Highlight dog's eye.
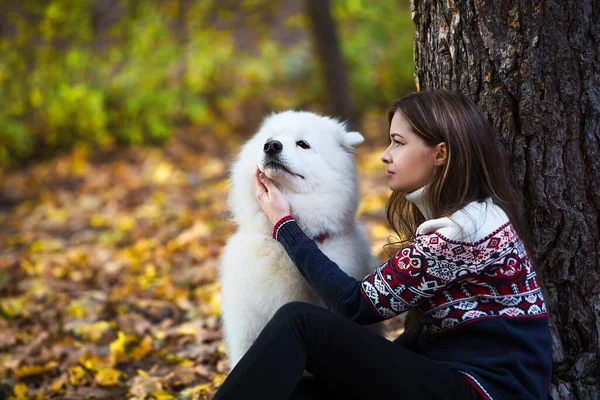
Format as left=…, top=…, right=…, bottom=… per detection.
left=296, top=140, right=311, bottom=149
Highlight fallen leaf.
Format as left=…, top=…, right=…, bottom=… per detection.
left=15, top=361, right=58, bottom=378
left=68, top=365, right=88, bottom=386
left=95, top=367, right=126, bottom=386
left=132, top=335, right=153, bottom=360
left=50, top=374, right=68, bottom=392
left=10, top=383, right=28, bottom=400
left=153, top=162, right=174, bottom=184
left=152, top=389, right=176, bottom=400
left=109, top=331, right=137, bottom=364
left=128, top=375, right=164, bottom=398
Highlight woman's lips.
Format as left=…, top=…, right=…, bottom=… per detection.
left=387, top=170, right=395, bottom=178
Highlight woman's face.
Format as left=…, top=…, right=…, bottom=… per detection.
left=380, top=112, right=444, bottom=193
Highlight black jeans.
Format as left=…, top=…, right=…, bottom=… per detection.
left=215, top=302, right=482, bottom=400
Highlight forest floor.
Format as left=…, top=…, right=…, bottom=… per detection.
left=0, top=118, right=404, bottom=399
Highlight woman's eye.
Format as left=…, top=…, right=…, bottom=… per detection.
left=393, top=140, right=403, bottom=147
left=296, top=140, right=311, bottom=149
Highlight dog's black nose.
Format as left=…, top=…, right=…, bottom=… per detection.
left=263, top=140, right=283, bottom=156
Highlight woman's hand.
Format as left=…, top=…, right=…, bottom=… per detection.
left=253, top=166, right=291, bottom=225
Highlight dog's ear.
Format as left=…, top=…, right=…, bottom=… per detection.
left=341, top=131, right=364, bottom=151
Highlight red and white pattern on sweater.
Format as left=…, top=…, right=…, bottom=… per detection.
left=360, top=222, right=547, bottom=334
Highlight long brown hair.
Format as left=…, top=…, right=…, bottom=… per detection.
left=385, top=90, right=532, bottom=254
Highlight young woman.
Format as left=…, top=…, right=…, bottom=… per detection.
left=215, top=90, right=552, bottom=400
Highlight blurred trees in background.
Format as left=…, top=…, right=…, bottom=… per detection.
left=0, top=0, right=415, bottom=165
left=306, top=0, right=356, bottom=130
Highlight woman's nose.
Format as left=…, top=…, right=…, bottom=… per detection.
left=380, top=148, right=390, bottom=164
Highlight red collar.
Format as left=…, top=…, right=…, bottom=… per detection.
left=314, top=232, right=330, bottom=243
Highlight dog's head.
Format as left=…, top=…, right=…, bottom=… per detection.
left=255, top=111, right=363, bottom=192
left=229, top=110, right=364, bottom=232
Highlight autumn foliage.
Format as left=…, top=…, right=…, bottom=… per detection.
left=0, top=1, right=413, bottom=399
left=0, top=115, right=409, bottom=399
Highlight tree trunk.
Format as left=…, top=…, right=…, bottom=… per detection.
left=412, top=1, right=600, bottom=398
left=305, top=0, right=357, bottom=130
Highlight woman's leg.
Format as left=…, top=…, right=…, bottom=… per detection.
left=215, top=302, right=481, bottom=400
left=288, top=376, right=331, bottom=400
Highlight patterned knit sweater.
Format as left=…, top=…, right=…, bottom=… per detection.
left=272, top=187, right=552, bottom=400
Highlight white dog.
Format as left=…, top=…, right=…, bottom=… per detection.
left=220, top=110, right=380, bottom=367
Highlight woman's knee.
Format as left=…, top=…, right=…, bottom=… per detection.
left=271, top=302, right=334, bottom=332
left=273, top=301, right=332, bottom=325
left=266, top=302, right=314, bottom=336
left=275, top=301, right=319, bottom=318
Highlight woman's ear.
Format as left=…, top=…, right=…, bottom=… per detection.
left=434, top=142, right=447, bottom=166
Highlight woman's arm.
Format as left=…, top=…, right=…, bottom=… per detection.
left=255, top=169, right=456, bottom=324
left=273, top=216, right=385, bottom=325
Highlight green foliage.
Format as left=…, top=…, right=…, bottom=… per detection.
left=105, top=2, right=181, bottom=144
left=0, top=0, right=414, bottom=164
left=333, top=0, right=416, bottom=111
left=1, top=0, right=106, bottom=159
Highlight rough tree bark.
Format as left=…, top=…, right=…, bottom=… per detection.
left=305, top=0, right=357, bottom=129
left=412, top=1, right=600, bottom=398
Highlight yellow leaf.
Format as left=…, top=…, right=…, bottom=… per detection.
left=174, top=322, right=200, bottom=336
left=79, top=353, right=113, bottom=371
left=145, top=264, right=157, bottom=279
left=14, top=361, right=57, bottom=378
left=66, top=301, right=87, bottom=318
left=0, top=296, right=27, bottom=317
left=133, top=238, right=158, bottom=254
left=75, top=320, right=112, bottom=342
left=179, top=359, right=194, bottom=368
left=209, top=291, right=222, bottom=316
left=152, top=192, right=165, bottom=205
left=116, top=215, right=136, bottom=231
left=95, top=368, right=125, bottom=386
left=194, top=282, right=221, bottom=316
left=90, top=214, right=109, bottom=228
left=50, top=376, right=68, bottom=392
left=28, top=240, right=45, bottom=253
left=12, top=383, right=28, bottom=397
left=155, top=329, right=166, bottom=341
left=153, top=162, right=173, bottom=184
left=1, top=297, right=26, bottom=318
left=52, top=264, right=68, bottom=278
left=132, top=335, right=153, bottom=360
left=212, top=373, right=227, bottom=388
left=109, top=331, right=137, bottom=364
left=152, top=390, right=176, bottom=400
left=19, top=260, right=44, bottom=275
left=180, top=383, right=211, bottom=397
left=68, top=366, right=88, bottom=386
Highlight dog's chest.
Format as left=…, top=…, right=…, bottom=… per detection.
left=316, top=239, right=368, bottom=279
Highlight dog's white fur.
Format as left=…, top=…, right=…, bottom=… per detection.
left=220, top=110, right=380, bottom=367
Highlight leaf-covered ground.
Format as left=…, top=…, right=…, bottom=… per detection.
left=0, top=118, right=403, bottom=399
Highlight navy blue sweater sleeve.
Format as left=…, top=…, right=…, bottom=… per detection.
left=274, top=218, right=385, bottom=324
left=275, top=217, right=475, bottom=324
